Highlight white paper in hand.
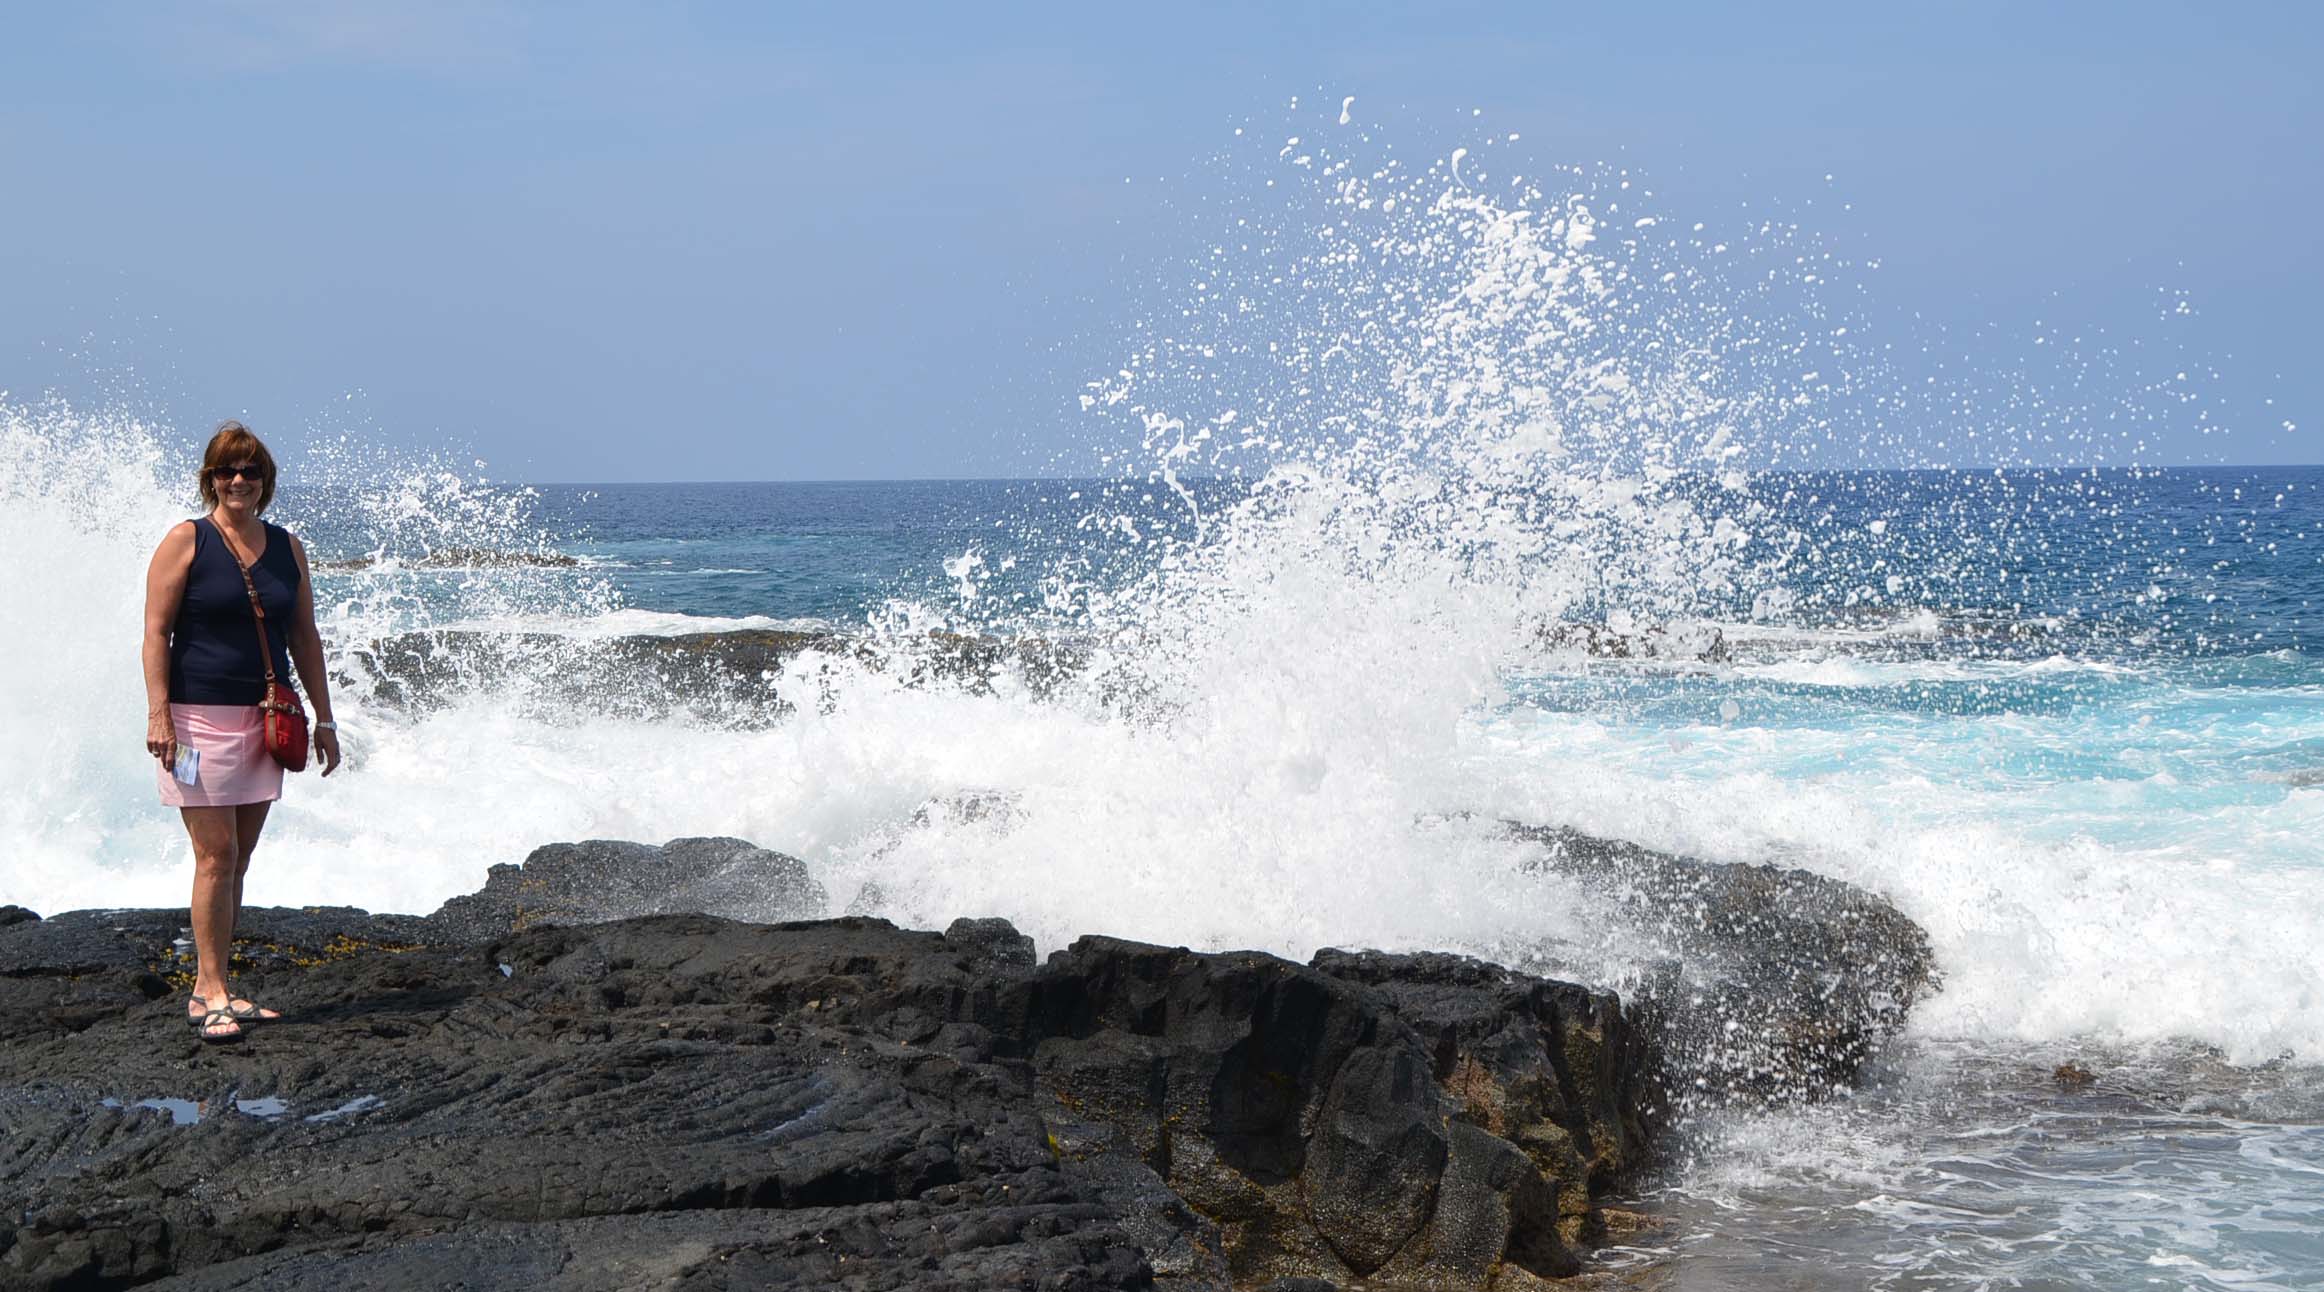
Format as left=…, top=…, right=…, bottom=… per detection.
left=172, top=745, right=200, bottom=786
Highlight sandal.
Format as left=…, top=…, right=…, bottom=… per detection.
left=186, top=996, right=244, bottom=1044
left=224, top=999, right=281, bottom=1025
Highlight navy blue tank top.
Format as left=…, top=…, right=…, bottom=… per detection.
left=167, top=518, right=302, bottom=705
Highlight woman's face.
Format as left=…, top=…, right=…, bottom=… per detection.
left=211, top=462, right=266, bottom=516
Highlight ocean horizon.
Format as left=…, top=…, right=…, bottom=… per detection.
left=520, top=461, right=2323, bottom=487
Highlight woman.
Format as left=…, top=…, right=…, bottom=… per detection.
left=142, top=422, right=341, bottom=1043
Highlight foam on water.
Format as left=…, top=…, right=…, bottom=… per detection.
left=1628, top=1039, right=2324, bottom=1289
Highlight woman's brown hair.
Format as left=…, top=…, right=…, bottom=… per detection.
left=196, top=421, right=279, bottom=514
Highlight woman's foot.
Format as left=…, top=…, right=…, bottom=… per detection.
left=186, top=995, right=244, bottom=1043
left=224, top=998, right=280, bottom=1024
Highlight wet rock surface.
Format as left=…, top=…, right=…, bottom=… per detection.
left=428, top=836, right=827, bottom=942
left=1503, top=822, right=1939, bottom=1105
left=0, top=828, right=1932, bottom=1289
left=341, top=629, right=1081, bottom=723
left=339, top=628, right=835, bottom=724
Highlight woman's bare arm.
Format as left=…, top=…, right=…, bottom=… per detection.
left=286, top=533, right=341, bottom=775
left=143, top=522, right=196, bottom=765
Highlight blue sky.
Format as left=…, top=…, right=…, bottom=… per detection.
left=3, top=2, right=2316, bottom=480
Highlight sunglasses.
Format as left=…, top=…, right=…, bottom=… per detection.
left=210, top=464, right=265, bottom=481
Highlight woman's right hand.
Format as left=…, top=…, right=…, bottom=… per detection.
left=146, top=708, right=177, bottom=767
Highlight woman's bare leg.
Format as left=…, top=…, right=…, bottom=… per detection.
left=229, top=801, right=270, bottom=929
left=181, top=806, right=241, bottom=1032
left=227, top=801, right=277, bottom=1018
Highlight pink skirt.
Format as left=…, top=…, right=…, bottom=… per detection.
left=158, top=703, right=284, bottom=808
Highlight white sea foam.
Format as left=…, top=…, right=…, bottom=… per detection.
left=1715, top=652, right=2148, bottom=689
left=1648, top=1039, right=2324, bottom=1287
left=3, top=398, right=213, bottom=913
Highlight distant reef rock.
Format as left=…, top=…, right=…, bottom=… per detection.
left=339, top=616, right=1748, bottom=725
left=340, top=628, right=1083, bottom=722
left=0, top=828, right=1934, bottom=1290
left=312, top=548, right=581, bottom=572
left=1533, top=620, right=1730, bottom=664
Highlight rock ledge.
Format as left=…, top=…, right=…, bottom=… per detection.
left=0, top=829, right=1931, bottom=1290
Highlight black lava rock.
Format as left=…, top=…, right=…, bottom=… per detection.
left=0, top=823, right=1936, bottom=1290
left=426, top=836, right=828, bottom=941
left=1505, top=821, right=1940, bottom=1107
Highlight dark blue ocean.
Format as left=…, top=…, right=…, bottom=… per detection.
left=511, top=468, right=2322, bottom=656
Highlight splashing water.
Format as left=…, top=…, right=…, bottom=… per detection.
left=2, top=398, right=200, bottom=895
left=824, top=122, right=1849, bottom=966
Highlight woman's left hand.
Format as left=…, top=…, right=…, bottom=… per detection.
left=314, top=726, right=342, bottom=777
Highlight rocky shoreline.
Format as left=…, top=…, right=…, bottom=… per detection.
left=0, top=832, right=1934, bottom=1290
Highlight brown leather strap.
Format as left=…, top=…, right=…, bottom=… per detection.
left=211, top=518, right=280, bottom=692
